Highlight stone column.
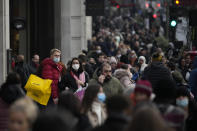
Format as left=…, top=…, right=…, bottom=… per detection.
left=59, top=0, right=87, bottom=64
left=0, top=0, right=10, bottom=84
left=86, top=16, right=92, bottom=41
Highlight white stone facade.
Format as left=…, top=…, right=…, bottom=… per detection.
left=0, top=0, right=9, bottom=84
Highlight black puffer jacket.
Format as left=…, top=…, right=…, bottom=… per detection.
left=142, top=62, right=173, bottom=91
left=59, top=70, right=89, bottom=93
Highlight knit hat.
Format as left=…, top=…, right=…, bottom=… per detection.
left=134, top=80, right=152, bottom=97
left=152, top=52, right=163, bottom=62
left=163, top=106, right=186, bottom=129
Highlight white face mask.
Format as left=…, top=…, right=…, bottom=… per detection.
left=96, top=50, right=101, bottom=54
left=117, top=54, right=121, bottom=58
left=72, top=64, right=80, bottom=70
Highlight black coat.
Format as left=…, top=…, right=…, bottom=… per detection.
left=14, top=62, right=30, bottom=89
left=84, top=63, right=95, bottom=79
left=92, top=113, right=130, bottom=131
left=59, top=70, right=89, bottom=93
left=142, top=62, right=173, bottom=90
left=28, top=61, right=39, bottom=75
left=75, top=114, right=92, bottom=131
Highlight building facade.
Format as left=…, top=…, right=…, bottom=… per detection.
left=0, top=0, right=90, bottom=84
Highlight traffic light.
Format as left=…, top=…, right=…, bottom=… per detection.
left=110, top=0, right=120, bottom=9
left=153, top=14, right=157, bottom=19
left=169, top=6, right=177, bottom=41
left=175, top=0, right=180, bottom=5
left=116, top=4, right=120, bottom=9
left=170, top=20, right=177, bottom=27
left=169, top=6, right=178, bottom=28
left=145, top=3, right=149, bottom=8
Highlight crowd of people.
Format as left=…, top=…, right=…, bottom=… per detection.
left=1, top=6, right=197, bottom=131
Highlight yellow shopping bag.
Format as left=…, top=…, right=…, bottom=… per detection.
left=25, top=74, right=52, bottom=106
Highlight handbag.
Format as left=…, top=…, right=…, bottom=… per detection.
left=70, top=71, right=86, bottom=101
left=25, top=74, right=52, bottom=105
left=74, top=87, right=87, bottom=101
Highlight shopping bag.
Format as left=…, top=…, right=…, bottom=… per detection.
left=25, top=74, right=52, bottom=105
left=74, top=87, right=86, bottom=101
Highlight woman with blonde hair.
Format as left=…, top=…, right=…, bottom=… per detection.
left=8, top=97, right=38, bottom=131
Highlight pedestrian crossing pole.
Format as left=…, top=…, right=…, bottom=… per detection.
left=166, top=0, right=170, bottom=40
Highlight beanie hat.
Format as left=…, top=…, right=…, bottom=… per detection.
left=163, top=106, right=186, bottom=129
left=152, top=52, right=163, bottom=62
left=134, top=80, right=152, bottom=97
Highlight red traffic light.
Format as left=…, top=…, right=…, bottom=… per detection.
left=157, top=3, right=161, bottom=7
left=145, top=3, right=149, bottom=8
left=116, top=4, right=120, bottom=8
left=153, top=14, right=157, bottom=19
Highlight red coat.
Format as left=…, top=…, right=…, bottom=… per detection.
left=41, top=58, right=63, bottom=99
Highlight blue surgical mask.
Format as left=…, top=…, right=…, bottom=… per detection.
left=97, top=93, right=106, bottom=103
left=176, top=98, right=189, bottom=107
left=53, top=57, right=60, bottom=63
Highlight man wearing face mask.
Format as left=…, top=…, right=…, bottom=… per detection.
left=89, top=63, right=124, bottom=97
left=41, top=49, right=63, bottom=105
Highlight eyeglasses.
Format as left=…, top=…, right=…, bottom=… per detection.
left=54, top=54, right=60, bottom=57
left=103, top=70, right=112, bottom=73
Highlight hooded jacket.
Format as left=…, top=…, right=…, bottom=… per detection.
left=189, top=56, right=197, bottom=100
left=138, top=56, right=148, bottom=73
left=41, top=58, right=63, bottom=99
left=89, top=69, right=123, bottom=97
left=114, top=69, right=135, bottom=91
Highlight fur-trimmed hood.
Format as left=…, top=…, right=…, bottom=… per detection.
left=114, top=69, right=132, bottom=80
